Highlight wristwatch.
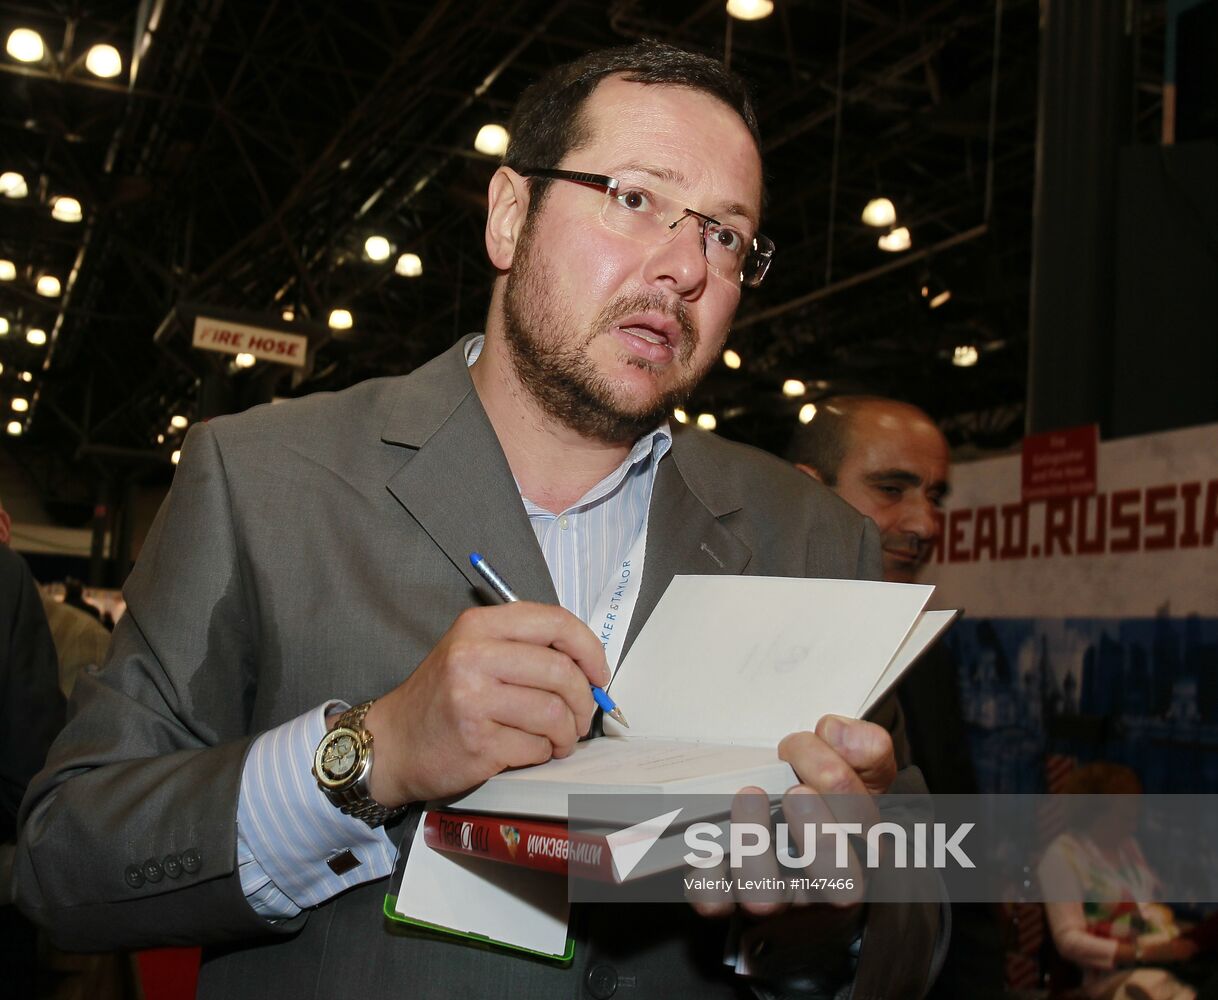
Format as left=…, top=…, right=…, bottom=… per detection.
left=312, top=700, right=405, bottom=828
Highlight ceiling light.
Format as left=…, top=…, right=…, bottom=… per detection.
left=877, top=226, right=911, bottom=252
left=726, top=0, right=775, bottom=20
left=722, top=349, right=741, bottom=370
left=51, top=196, right=83, bottom=222
left=0, top=172, right=28, bottom=199
left=156, top=433, right=164, bottom=444
left=11, top=397, right=29, bottom=413
left=0, top=318, right=7, bottom=335
left=328, top=308, right=353, bottom=330
left=952, top=345, right=979, bottom=367
left=26, top=328, right=46, bottom=346
left=861, top=197, right=896, bottom=228
left=36, top=275, right=62, bottom=297
left=5, top=28, right=45, bottom=63
left=0, top=363, right=4, bottom=376
left=364, top=236, right=391, bottom=262
left=171, top=449, right=181, bottom=465
left=234, top=352, right=256, bottom=368
left=281, top=307, right=295, bottom=321
left=798, top=403, right=818, bottom=424
left=672, top=407, right=689, bottom=424
left=6, top=421, right=22, bottom=437
left=170, top=414, right=188, bottom=429
left=84, top=43, right=123, bottom=78
left=696, top=413, right=717, bottom=431
left=0, top=261, right=15, bottom=281
left=782, top=379, right=806, bottom=397
left=18, top=370, right=31, bottom=382
left=474, top=124, right=509, bottom=157
left=929, top=289, right=952, bottom=309
left=395, top=252, right=423, bottom=278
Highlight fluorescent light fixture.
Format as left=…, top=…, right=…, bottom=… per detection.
left=5, top=28, right=45, bottom=63
left=952, top=345, right=979, bottom=367
left=36, top=274, right=62, bottom=297
left=726, top=0, right=775, bottom=20
left=672, top=407, right=689, bottom=424
left=0, top=172, right=28, bottom=199
left=364, top=235, right=392, bottom=262
left=474, top=124, right=509, bottom=156
left=84, top=43, right=123, bottom=78
left=12, top=397, right=29, bottom=412
left=722, top=349, right=741, bottom=370
left=171, top=449, right=181, bottom=465
left=782, top=378, right=806, bottom=397
left=0, top=261, right=14, bottom=281
left=861, top=197, right=896, bottom=228
left=395, top=252, right=423, bottom=277
left=798, top=403, right=818, bottom=424
left=51, top=196, right=83, bottom=222
left=234, top=352, right=256, bottom=368
left=170, top=414, right=188, bottom=429
left=929, top=289, right=952, bottom=309
left=696, top=413, right=717, bottom=430
left=6, top=421, right=22, bottom=437
left=877, top=226, right=911, bottom=252
left=26, top=328, right=46, bottom=346
left=328, top=308, right=353, bottom=330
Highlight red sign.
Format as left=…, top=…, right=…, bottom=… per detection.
left=191, top=316, right=307, bottom=368
left=1021, top=424, right=1099, bottom=501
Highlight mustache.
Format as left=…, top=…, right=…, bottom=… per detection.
left=594, top=291, right=697, bottom=355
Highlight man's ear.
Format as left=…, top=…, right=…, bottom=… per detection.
left=794, top=463, right=825, bottom=484
left=485, top=167, right=530, bottom=271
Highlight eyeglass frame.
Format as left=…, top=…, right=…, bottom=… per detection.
left=517, top=167, right=774, bottom=288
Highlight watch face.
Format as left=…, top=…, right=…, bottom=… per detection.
left=315, top=727, right=364, bottom=788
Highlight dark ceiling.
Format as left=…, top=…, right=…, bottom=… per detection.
left=0, top=0, right=1166, bottom=522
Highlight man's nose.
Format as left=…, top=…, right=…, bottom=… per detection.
left=641, top=214, right=710, bottom=296
left=901, top=495, right=941, bottom=541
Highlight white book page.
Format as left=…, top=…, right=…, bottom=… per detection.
left=394, top=816, right=570, bottom=957
left=857, top=609, right=961, bottom=716
left=605, top=576, right=933, bottom=742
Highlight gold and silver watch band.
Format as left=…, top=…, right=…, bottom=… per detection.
left=322, top=700, right=406, bottom=829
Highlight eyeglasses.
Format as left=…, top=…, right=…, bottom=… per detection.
left=519, top=167, right=775, bottom=288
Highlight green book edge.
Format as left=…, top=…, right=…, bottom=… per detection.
left=382, top=893, right=575, bottom=965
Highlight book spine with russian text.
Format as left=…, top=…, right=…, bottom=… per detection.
left=422, top=809, right=615, bottom=882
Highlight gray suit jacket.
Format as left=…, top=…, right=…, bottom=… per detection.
left=16, top=338, right=942, bottom=999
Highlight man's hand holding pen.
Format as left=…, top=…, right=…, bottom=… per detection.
left=362, top=602, right=608, bottom=808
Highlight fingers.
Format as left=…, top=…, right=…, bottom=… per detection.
left=731, top=787, right=790, bottom=918
left=782, top=786, right=866, bottom=909
left=779, top=717, right=897, bottom=798
left=487, top=682, right=583, bottom=759
left=457, top=603, right=610, bottom=688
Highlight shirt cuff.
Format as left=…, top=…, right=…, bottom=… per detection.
left=237, top=702, right=396, bottom=917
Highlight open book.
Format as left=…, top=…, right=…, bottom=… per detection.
left=391, top=575, right=958, bottom=956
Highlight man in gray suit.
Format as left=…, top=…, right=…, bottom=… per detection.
left=17, top=42, right=943, bottom=999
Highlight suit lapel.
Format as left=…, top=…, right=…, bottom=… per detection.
left=623, top=426, right=753, bottom=657
left=381, top=339, right=557, bottom=606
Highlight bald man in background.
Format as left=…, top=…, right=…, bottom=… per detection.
left=787, top=396, right=1005, bottom=999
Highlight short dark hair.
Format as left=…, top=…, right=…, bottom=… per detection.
left=503, top=39, right=761, bottom=213
left=784, top=395, right=890, bottom=487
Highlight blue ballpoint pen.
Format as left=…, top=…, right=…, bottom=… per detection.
left=469, top=552, right=629, bottom=727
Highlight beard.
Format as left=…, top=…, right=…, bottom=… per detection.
left=503, top=218, right=715, bottom=445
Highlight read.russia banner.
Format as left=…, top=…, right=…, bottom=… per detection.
left=919, top=422, right=1218, bottom=793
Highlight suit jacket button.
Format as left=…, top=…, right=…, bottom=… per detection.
left=585, top=964, right=618, bottom=999
left=142, top=858, right=163, bottom=883
left=124, top=865, right=145, bottom=889
left=162, top=854, right=183, bottom=879
left=181, top=847, right=202, bottom=874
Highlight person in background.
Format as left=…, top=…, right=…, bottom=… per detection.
left=1038, top=763, right=1217, bottom=1000
left=0, top=501, right=65, bottom=996
left=788, top=395, right=1006, bottom=998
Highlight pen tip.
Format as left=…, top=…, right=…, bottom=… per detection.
left=469, top=552, right=482, bottom=566
left=609, top=707, right=629, bottom=728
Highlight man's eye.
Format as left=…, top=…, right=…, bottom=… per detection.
left=710, top=226, right=744, bottom=252
left=617, top=189, right=654, bottom=212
